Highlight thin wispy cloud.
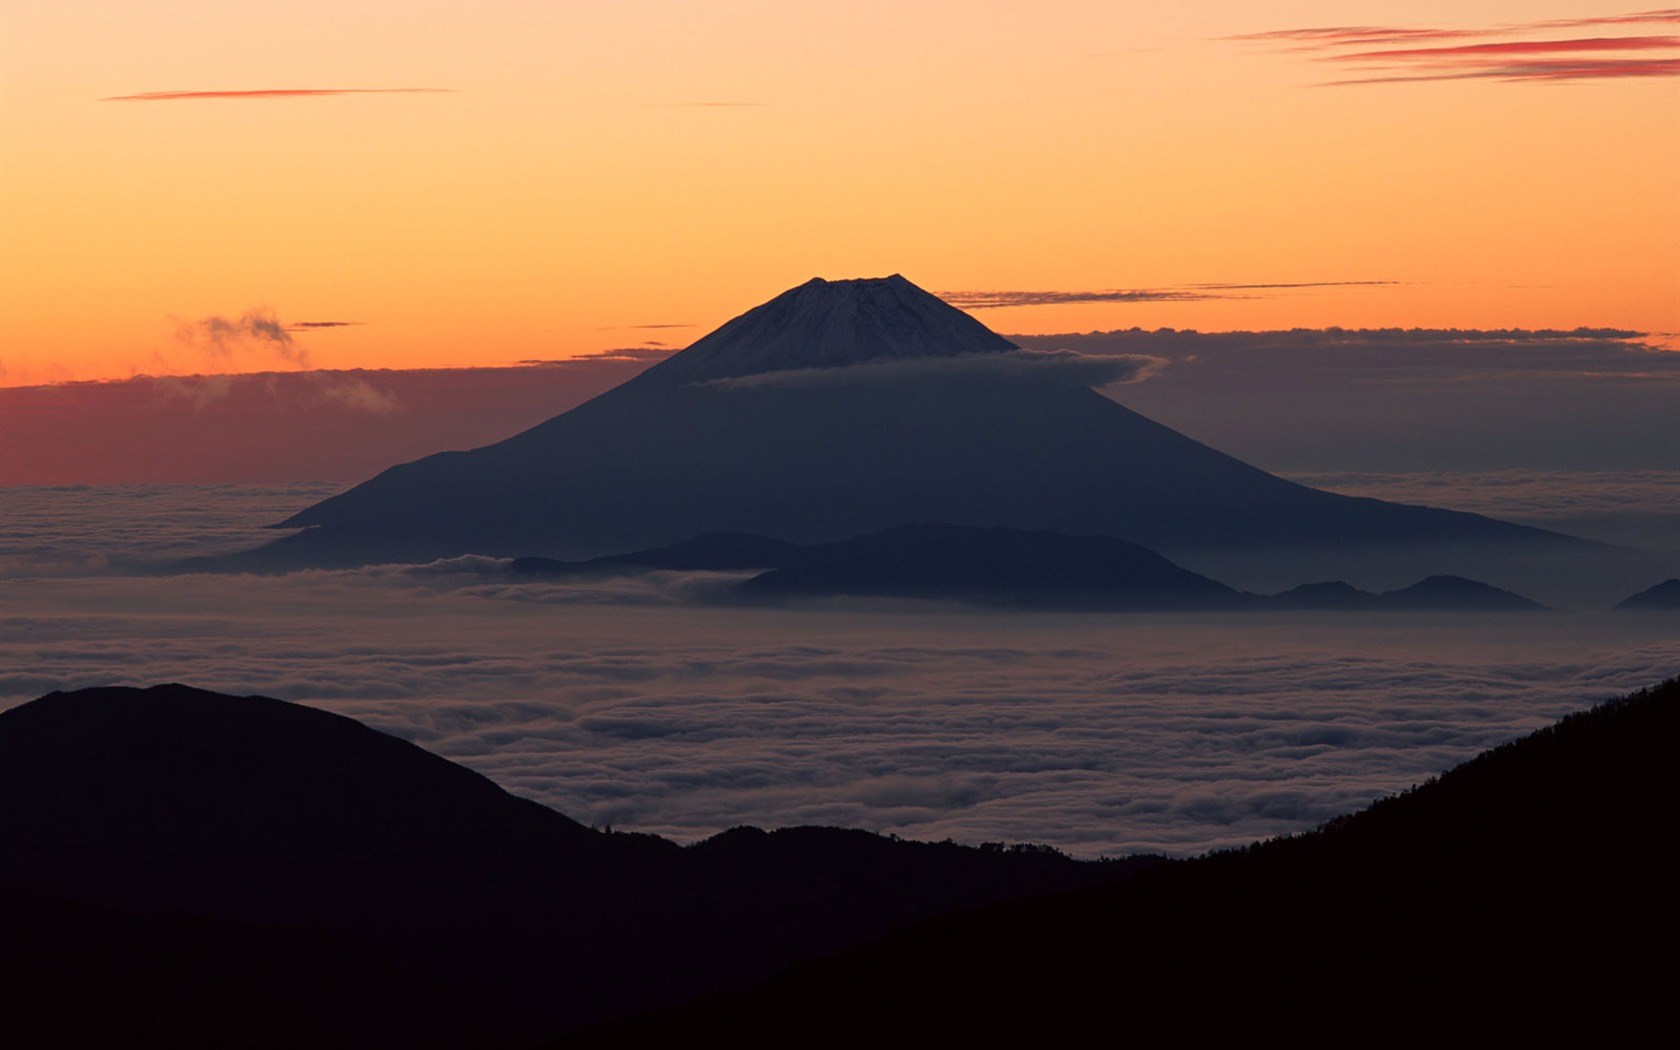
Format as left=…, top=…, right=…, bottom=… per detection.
left=696, top=348, right=1166, bottom=391
left=1338, top=35, right=1680, bottom=60
left=1325, top=58, right=1680, bottom=86
left=1524, top=8, right=1680, bottom=30
left=567, top=347, right=678, bottom=362
left=1234, top=27, right=1481, bottom=49
left=286, top=321, right=364, bottom=331
left=1238, top=8, right=1680, bottom=85
left=943, top=281, right=1398, bottom=310
left=101, top=88, right=454, bottom=102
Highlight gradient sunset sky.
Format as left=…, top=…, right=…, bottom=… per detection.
left=2, top=1, right=1676, bottom=387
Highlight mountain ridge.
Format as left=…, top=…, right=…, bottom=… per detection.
left=0, top=683, right=1148, bottom=1045
left=563, top=676, right=1678, bottom=1045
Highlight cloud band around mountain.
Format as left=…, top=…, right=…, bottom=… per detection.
left=694, top=349, right=1167, bottom=391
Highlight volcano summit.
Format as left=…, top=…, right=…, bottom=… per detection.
left=249, top=275, right=1586, bottom=589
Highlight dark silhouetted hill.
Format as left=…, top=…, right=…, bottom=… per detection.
left=1615, top=577, right=1680, bottom=610
left=0, top=684, right=1152, bottom=1047
left=564, top=677, right=1677, bottom=1046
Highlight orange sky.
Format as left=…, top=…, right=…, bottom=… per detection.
left=2, top=2, right=1676, bottom=387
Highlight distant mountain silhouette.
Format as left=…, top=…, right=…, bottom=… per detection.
left=1261, top=579, right=1382, bottom=609
left=1614, top=577, right=1680, bottom=610
left=1374, top=573, right=1544, bottom=610
left=1262, top=574, right=1543, bottom=611
left=507, top=525, right=1547, bottom=612
left=735, top=523, right=1239, bottom=608
left=230, top=276, right=1584, bottom=579
left=0, top=684, right=1150, bottom=1047
left=510, top=531, right=803, bottom=577
left=564, top=677, right=1678, bottom=1046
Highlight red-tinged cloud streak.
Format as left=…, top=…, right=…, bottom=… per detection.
left=1327, top=58, right=1680, bottom=85
left=1244, top=10, right=1680, bottom=84
left=1232, top=27, right=1483, bottom=48
left=1337, top=35, right=1680, bottom=60
left=1525, top=7, right=1680, bottom=30
left=100, top=88, right=453, bottom=101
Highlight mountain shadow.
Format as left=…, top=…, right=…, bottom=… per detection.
left=563, top=677, right=1678, bottom=1046
left=0, top=684, right=1154, bottom=1047
left=227, top=276, right=1594, bottom=598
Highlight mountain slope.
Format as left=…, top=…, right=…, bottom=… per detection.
left=244, top=277, right=1580, bottom=577
left=736, top=522, right=1241, bottom=608
left=565, top=676, right=1678, bottom=1045
left=0, top=684, right=1147, bottom=1046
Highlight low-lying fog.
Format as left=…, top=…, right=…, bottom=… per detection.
left=3, top=484, right=1673, bottom=857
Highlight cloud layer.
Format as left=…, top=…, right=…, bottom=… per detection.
left=1, top=486, right=1674, bottom=859
left=0, top=355, right=664, bottom=485
left=10, top=324, right=1671, bottom=488
left=1009, top=327, right=1679, bottom=476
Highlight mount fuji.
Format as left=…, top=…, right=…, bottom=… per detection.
left=244, top=275, right=1595, bottom=594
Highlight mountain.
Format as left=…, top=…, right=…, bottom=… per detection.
left=629, top=272, right=1017, bottom=384
left=1261, top=579, right=1382, bottom=609
left=1614, top=578, right=1680, bottom=610
left=236, top=275, right=1589, bottom=595
left=509, top=531, right=804, bottom=577
left=1373, top=573, right=1543, bottom=610
left=1262, top=574, right=1543, bottom=611
left=735, top=523, right=1240, bottom=608
left=0, top=684, right=1148, bottom=1047
left=501, top=524, right=1544, bottom=612
left=563, top=677, right=1678, bottom=1045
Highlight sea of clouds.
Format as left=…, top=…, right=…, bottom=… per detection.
left=2, top=484, right=1674, bottom=857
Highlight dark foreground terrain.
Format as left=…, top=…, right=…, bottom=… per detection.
left=0, top=684, right=1150, bottom=1047
left=566, top=676, right=1677, bottom=1046
left=4, top=677, right=1671, bottom=1047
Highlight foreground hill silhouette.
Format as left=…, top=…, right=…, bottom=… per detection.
left=567, top=677, right=1677, bottom=1046
left=0, top=684, right=1149, bottom=1047
left=236, top=275, right=1596, bottom=598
